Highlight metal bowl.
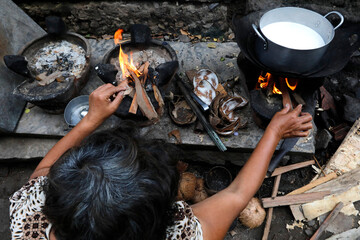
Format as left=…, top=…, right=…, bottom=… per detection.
left=64, top=95, right=89, bottom=127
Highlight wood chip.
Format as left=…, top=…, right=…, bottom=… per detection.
left=168, top=129, right=182, bottom=144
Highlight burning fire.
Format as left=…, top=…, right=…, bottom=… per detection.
left=114, top=29, right=141, bottom=80
left=257, top=72, right=298, bottom=94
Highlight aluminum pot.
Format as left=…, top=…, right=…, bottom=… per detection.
left=252, top=7, right=343, bottom=74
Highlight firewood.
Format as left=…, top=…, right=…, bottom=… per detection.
left=261, top=191, right=331, bottom=208
left=287, top=172, right=337, bottom=196
left=129, top=93, right=138, bottom=114
left=142, top=61, right=149, bottom=85
left=130, top=71, right=158, bottom=121
left=279, top=77, right=292, bottom=108
left=266, top=160, right=315, bottom=178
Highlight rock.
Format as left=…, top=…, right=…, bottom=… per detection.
left=304, top=228, right=314, bottom=236
left=307, top=219, right=316, bottom=227
left=178, top=34, right=190, bottom=43
left=315, top=129, right=333, bottom=150
left=343, top=94, right=360, bottom=122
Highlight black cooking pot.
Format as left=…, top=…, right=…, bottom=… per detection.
left=252, top=7, right=343, bottom=74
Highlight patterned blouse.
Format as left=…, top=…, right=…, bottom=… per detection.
left=9, top=176, right=203, bottom=240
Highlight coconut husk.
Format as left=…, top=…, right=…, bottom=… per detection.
left=209, top=95, right=248, bottom=136
left=177, top=172, right=197, bottom=201
left=192, top=178, right=208, bottom=203
left=169, top=97, right=197, bottom=125
left=238, top=197, right=266, bottom=229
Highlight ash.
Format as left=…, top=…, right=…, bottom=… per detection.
left=29, top=40, right=86, bottom=77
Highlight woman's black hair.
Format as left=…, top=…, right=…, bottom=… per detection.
left=43, top=123, right=180, bottom=240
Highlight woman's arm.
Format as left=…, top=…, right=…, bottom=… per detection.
left=192, top=104, right=313, bottom=240
left=29, top=84, right=126, bottom=179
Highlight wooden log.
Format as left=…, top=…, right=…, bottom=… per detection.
left=262, top=191, right=331, bottom=208
left=262, top=174, right=281, bottom=240
left=266, top=160, right=315, bottom=178
left=310, top=202, right=344, bottom=240
left=287, top=172, right=337, bottom=196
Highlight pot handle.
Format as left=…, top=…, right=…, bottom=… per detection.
left=324, top=11, right=344, bottom=30
left=252, top=24, right=268, bottom=50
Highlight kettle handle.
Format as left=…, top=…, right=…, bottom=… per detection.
left=252, top=24, right=268, bottom=50
left=324, top=11, right=344, bottom=30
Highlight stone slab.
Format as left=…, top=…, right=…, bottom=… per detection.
left=14, top=40, right=315, bottom=155
left=0, top=137, right=58, bottom=160
left=0, top=0, right=46, bottom=133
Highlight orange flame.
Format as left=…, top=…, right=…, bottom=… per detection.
left=273, top=84, right=282, bottom=94
left=285, top=78, right=298, bottom=91
left=258, top=72, right=271, bottom=89
left=114, top=29, right=141, bottom=80
left=258, top=73, right=299, bottom=94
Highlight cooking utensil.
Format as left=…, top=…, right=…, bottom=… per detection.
left=252, top=7, right=343, bottom=74
left=64, top=95, right=89, bottom=127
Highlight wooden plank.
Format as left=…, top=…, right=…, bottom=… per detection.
left=267, top=160, right=315, bottom=178
left=262, top=191, right=331, bottom=208
left=262, top=175, right=281, bottom=240
left=310, top=202, right=344, bottom=240
left=323, top=118, right=360, bottom=174
left=291, top=168, right=360, bottom=220
left=290, top=204, right=305, bottom=221
left=287, top=172, right=337, bottom=196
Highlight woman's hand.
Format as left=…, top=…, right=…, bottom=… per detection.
left=85, top=83, right=127, bottom=127
left=267, top=104, right=313, bottom=140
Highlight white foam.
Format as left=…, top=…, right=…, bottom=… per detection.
left=261, top=22, right=325, bottom=50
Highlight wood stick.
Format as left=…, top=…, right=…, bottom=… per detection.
left=287, top=172, right=337, bottom=196
left=262, top=191, right=331, bottom=208
left=262, top=174, right=281, bottom=240
left=129, top=93, right=138, bottom=114
left=310, top=202, right=344, bottom=240
left=142, top=61, right=149, bottom=85
left=130, top=71, right=158, bottom=121
left=266, top=160, right=315, bottom=178
left=313, top=155, right=326, bottom=177
left=279, top=77, right=292, bottom=108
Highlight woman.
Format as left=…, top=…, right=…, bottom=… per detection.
left=10, top=83, right=312, bottom=240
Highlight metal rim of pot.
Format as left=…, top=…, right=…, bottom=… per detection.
left=253, top=7, right=344, bottom=50
left=251, top=7, right=344, bottom=74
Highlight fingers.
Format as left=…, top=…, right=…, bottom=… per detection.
left=299, top=113, right=313, bottom=123
left=291, top=104, right=302, bottom=116
left=280, top=103, right=291, bottom=114
left=110, top=91, right=124, bottom=107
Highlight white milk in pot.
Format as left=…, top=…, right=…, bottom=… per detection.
left=261, top=22, right=325, bottom=50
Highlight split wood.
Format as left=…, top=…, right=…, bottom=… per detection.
left=129, top=61, right=149, bottom=114
left=310, top=202, right=344, bottom=240
left=279, top=78, right=292, bottom=108
left=262, top=174, right=281, bottom=240
left=287, top=172, right=337, bottom=196
left=129, top=70, right=158, bottom=121
left=266, top=160, right=315, bottom=178
left=262, top=191, right=331, bottom=208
